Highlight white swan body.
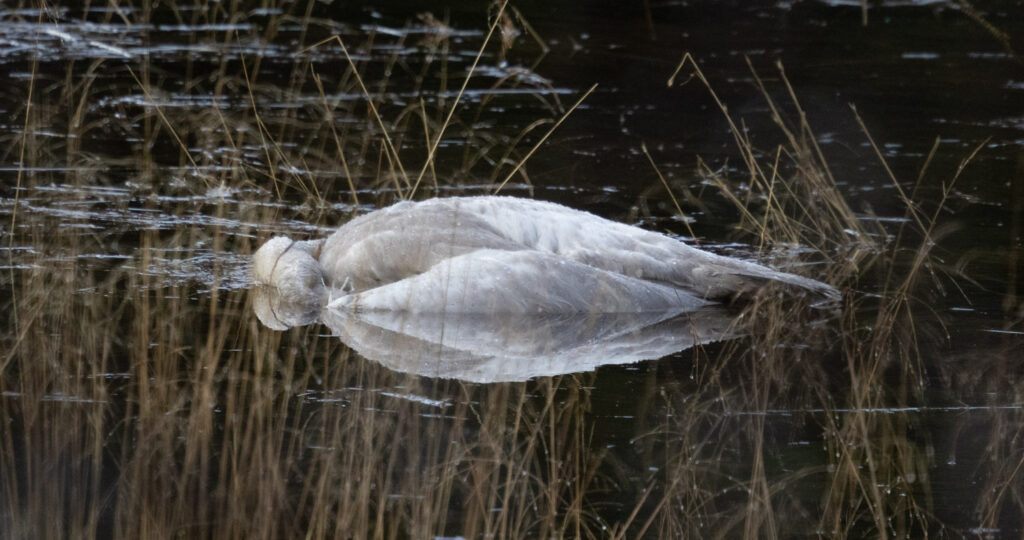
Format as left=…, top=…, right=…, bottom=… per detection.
left=327, top=249, right=708, bottom=314
left=252, top=196, right=837, bottom=322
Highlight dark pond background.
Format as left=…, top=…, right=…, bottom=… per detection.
left=1, top=0, right=1022, bottom=537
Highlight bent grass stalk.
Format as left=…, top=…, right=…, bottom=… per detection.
left=641, top=141, right=699, bottom=244
left=239, top=55, right=322, bottom=203
left=493, top=83, right=598, bottom=194
left=3, top=40, right=36, bottom=374
left=125, top=66, right=202, bottom=172
left=409, top=0, right=510, bottom=199
left=311, top=66, right=359, bottom=207
left=305, top=35, right=410, bottom=197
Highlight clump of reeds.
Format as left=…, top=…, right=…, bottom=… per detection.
left=1, top=2, right=611, bottom=538
left=618, top=53, right=1008, bottom=537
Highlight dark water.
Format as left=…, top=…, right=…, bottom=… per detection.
left=1, top=1, right=1023, bottom=537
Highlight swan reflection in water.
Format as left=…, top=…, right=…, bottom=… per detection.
left=251, top=197, right=837, bottom=382
left=255, top=283, right=736, bottom=382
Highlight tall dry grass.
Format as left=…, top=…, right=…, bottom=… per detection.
left=1, top=1, right=1022, bottom=539
left=636, top=54, right=1023, bottom=538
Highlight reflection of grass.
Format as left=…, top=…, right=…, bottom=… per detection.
left=648, top=55, right=1020, bottom=537
left=1, top=3, right=1023, bottom=539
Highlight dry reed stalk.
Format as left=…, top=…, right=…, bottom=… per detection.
left=305, top=35, right=411, bottom=196
left=493, top=83, right=597, bottom=194
left=650, top=49, right=998, bottom=537
left=409, top=0, right=509, bottom=198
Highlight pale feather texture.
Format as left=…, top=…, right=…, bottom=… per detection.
left=320, top=307, right=736, bottom=382
left=252, top=196, right=838, bottom=319
left=327, top=249, right=709, bottom=314
left=251, top=237, right=326, bottom=329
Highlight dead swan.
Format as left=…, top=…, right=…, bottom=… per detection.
left=252, top=196, right=837, bottom=321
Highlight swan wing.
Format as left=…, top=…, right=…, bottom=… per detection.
left=327, top=249, right=709, bottom=314
left=441, top=197, right=840, bottom=301
left=321, top=196, right=838, bottom=301
left=318, top=199, right=521, bottom=291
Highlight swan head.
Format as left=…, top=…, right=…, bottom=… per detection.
left=251, top=236, right=326, bottom=330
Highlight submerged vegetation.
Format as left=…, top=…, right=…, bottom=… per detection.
left=2, top=1, right=1023, bottom=538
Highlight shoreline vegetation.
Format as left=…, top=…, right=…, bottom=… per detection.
left=2, top=2, right=1022, bottom=538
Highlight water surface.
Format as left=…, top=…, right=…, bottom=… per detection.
left=1, top=1, right=1023, bottom=537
